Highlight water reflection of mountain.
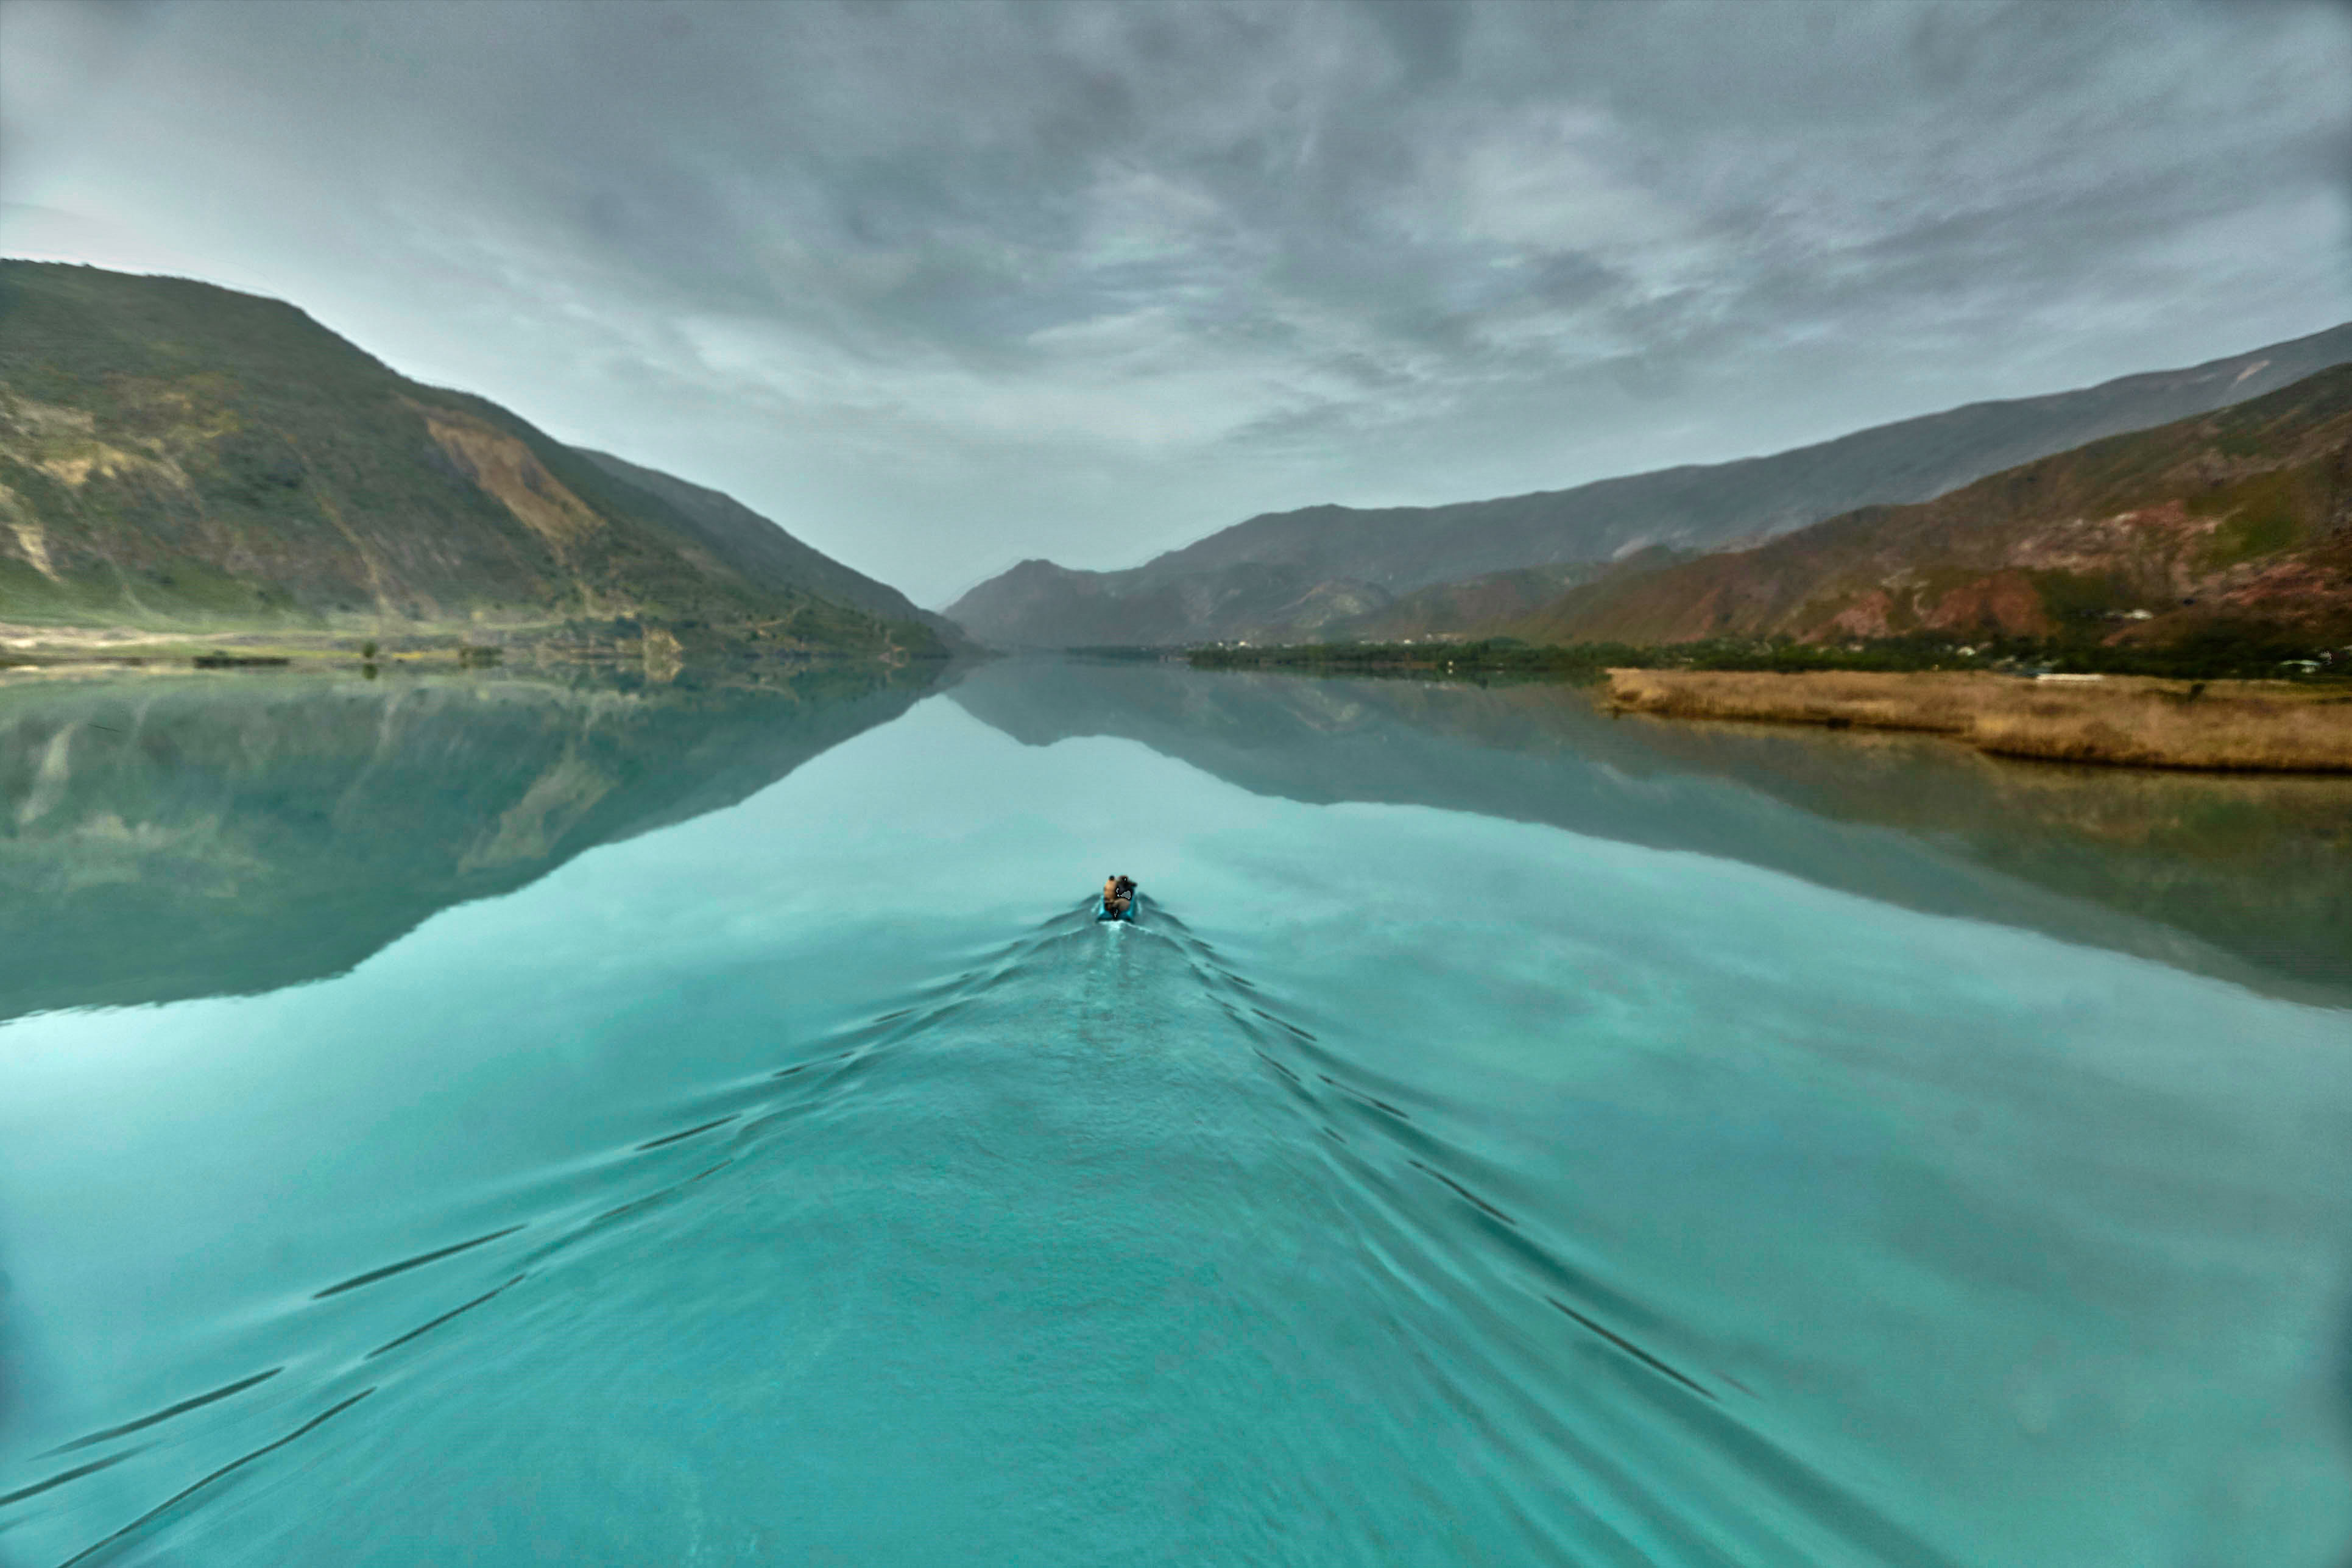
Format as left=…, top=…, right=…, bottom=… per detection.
left=951, top=659, right=2352, bottom=1006
left=0, top=666, right=933, bottom=1022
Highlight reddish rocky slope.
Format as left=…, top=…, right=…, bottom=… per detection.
left=1508, top=364, right=2352, bottom=649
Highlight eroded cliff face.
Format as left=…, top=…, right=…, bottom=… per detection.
left=1510, top=364, right=2352, bottom=649
left=420, top=407, right=608, bottom=559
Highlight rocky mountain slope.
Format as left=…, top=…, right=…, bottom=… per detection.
left=0, top=262, right=942, bottom=658
left=574, top=448, right=970, bottom=649
left=1507, top=363, right=2352, bottom=649
left=946, top=322, right=2352, bottom=648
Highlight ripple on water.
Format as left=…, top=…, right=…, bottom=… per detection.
left=4, top=674, right=2348, bottom=1567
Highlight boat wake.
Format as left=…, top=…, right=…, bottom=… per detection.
left=2, top=900, right=1996, bottom=1564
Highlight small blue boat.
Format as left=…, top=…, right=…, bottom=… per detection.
left=1095, top=894, right=1138, bottom=923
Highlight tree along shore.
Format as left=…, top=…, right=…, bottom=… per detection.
left=1184, top=631, right=2352, bottom=685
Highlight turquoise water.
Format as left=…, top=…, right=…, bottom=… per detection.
left=2, top=661, right=2349, bottom=1565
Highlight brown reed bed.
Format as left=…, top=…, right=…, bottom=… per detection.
left=1604, top=668, right=2352, bottom=772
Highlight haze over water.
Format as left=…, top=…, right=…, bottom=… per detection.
left=2, top=660, right=2348, bottom=1566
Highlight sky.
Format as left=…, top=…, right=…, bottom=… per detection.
left=3, top=1, right=2348, bottom=606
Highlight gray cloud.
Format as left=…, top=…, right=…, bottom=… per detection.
left=3, top=0, right=2347, bottom=602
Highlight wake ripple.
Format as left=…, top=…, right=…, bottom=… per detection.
left=7, top=897, right=1946, bottom=1566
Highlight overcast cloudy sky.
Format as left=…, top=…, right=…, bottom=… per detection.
left=4, top=1, right=2347, bottom=603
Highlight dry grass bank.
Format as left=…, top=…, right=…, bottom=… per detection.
left=1605, top=669, right=2352, bottom=772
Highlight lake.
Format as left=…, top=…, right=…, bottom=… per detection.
left=2, top=657, right=2348, bottom=1566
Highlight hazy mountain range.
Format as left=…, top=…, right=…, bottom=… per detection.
left=945, top=322, right=2352, bottom=649
left=7, top=259, right=2344, bottom=665
left=0, top=261, right=947, bottom=659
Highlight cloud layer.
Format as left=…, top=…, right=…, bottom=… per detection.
left=5, top=0, right=2347, bottom=601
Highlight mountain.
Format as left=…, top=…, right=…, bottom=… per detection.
left=945, top=322, right=2352, bottom=648
left=0, top=261, right=943, bottom=659
left=1508, top=362, right=2352, bottom=648
left=573, top=448, right=972, bottom=649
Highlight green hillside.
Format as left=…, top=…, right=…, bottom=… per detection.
left=574, top=447, right=970, bottom=649
left=0, top=261, right=942, bottom=659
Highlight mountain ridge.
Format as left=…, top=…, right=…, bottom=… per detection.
left=572, top=447, right=973, bottom=651
left=946, top=320, right=2352, bottom=648
left=1505, top=362, right=2352, bottom=649
left=0, top=261, right=944, bottom=660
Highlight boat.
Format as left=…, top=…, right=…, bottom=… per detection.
left=1095, top=892, right=1139, bottom=923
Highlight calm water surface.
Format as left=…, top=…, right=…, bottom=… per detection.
left=2, top=659, right=2348, bottom=1566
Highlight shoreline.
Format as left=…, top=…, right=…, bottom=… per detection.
left=1604, top=669, right=2352, bottom=774
left=0, top=618, right=944, bottom=682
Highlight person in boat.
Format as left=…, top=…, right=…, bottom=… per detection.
left=1101, top=874, right=1136, bottom=916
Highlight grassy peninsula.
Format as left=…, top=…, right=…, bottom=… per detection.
left=1187, top=635, right=2352, bottom=771
left=1604, top=669, right=2352, bottom=772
